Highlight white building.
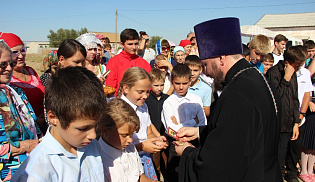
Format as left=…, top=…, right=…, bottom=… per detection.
left=255, top=12, right=315, bottom=43
left=26, top=42, right=54, bottom=54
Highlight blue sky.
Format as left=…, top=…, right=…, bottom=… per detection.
left=1, top=0, right=315, bottom=46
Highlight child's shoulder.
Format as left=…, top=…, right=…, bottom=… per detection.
left=197, top=80, right=212, bottom=91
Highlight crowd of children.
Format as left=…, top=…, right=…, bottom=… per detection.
left=0, top=23, right=315, bottom=182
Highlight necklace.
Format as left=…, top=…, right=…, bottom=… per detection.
left=232, top=67, right=278, bottom=115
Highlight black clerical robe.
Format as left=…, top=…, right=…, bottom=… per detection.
left=179, top=59, right=282, bottom=182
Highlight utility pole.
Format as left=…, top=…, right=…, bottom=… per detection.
left=115, top=9, right=117, bottom=53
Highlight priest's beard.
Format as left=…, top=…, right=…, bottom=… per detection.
left=212, top=62, right=225, bottom=91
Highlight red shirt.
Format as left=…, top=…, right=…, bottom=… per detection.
left=10, top=66, right=45, bottom=116
left=106, top=50, right=152, bottom=94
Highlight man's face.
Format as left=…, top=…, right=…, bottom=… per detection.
left=275, top=41, right=287, bottom=53
left=121, top=40, right=139, bottom=55
left=201, top=58, right=225, bottom=91
left=307, top=48, right=315, bottom=59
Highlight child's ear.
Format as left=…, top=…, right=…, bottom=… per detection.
left=59, top=55, right=65, bottom=68
left=122, top=84, right=129, bottom=94
left=47, top=110, right=59, bottom=126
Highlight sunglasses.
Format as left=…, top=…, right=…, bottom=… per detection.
left=0, top=60, right=17, bottom=69
left=12, top=48, right=27, bottom=57
left=162, top=47, right=169, bottom=51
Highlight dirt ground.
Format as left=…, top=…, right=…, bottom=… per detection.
left=25, top=53, right=46, bottom=76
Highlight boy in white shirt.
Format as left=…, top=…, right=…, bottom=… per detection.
left=162, top=64, right=206, bottom=132
left=11, top=67, right=106, bottom=182
left=161, top=64, right=206, bottom=181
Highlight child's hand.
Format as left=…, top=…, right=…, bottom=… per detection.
left=284, top=62, right=296, bottom=82
left=142, top=138, right=165, bottom=153
left=310, top=102, right=315, bottom=112
left=171, top=116, right=178, bottom=125
left=155, top=136, right=168, bottom=149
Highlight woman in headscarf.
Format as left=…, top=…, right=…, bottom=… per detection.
left=76, top=33, right=106, bottom=85
left=0, top=40, right=41, bottom=181
left=0, top=33, right=46, bottom=133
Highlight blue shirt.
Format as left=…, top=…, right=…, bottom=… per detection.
left=11, top=127, right=104, bottom=182
left=188, top=78, right=212, bottom=107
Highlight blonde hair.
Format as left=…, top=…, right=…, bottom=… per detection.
left=249, top=34, right=271, bottom=55
left=97, top=98, right=140, bottom=137
left=117, top=67, right=152, bottom=97
left=149, top=68, right=165, bottom=82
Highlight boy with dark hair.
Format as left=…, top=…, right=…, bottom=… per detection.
left=261, top=53, right=274, bottom=74
left=266, top=46, right=307, bottom=179
left=285, top=45, right=312, bottom=182
left=12, top=67, right=107, bottom=181
left=106, top=28, right=151, bottom=95
left=162, top=64, right=206, bottom=181
left=162, top=63, right=206, bottom=132
left=272, top=34, right=288, bottom=65
left=185, top=55, right=212, bottom=116
left=304, top=40, right=315, bottom=66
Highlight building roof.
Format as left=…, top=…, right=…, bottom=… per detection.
left=89, top=31, right=120, bottom=43
left=255, top=12, right=315, bottom=28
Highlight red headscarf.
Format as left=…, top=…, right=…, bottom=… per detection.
left=179, top=39, right=191, bottom=48
left=0, top=32, right=24, bottom=48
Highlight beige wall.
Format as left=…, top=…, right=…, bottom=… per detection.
left=267, top=27, right=315, bottom=41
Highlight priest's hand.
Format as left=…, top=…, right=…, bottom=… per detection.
left=175, top=142, right=194, bottom=157
left=177, top=127, right=199, bottom=142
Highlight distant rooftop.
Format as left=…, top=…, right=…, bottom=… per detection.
left=255, top=12, right=315, bottom=28
left=89, top=31, right=120, bottom=43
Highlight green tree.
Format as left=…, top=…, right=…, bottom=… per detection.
left=148, top=35, right=162, bottom=52
left=47, top=28, right=88, bottom=47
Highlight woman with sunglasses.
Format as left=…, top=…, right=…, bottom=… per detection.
left=0, top=40, right=41, bottom=181
left=0, top=33, right=46, bottom=133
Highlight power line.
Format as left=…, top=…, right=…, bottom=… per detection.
left=0, top=11, right=112, bottom=23
left=119, top=2, right=315, bottom=12
left=1, top=2, right=314, bottom=23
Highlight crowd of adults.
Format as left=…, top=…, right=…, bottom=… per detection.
left=0, top=16, right=315, bottom=182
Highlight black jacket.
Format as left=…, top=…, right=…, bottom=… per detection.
left=179, top=59, right=282, bottom=182
left=265, top=60, right=299, bottom=132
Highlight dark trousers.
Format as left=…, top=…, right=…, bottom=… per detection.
left=278, top=132, right=292, bottom=176
left=286, top=124, right=305, bottom=179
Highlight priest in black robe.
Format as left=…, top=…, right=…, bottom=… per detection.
left=175, top=18, right=283, bottom=182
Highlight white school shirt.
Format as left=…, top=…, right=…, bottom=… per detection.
left=163, top=73, right=172, bottom=94
left=297, top=68, right=313, bottom=126
left=161, top=92, right=207, bottom=132
left=99, top=137, right=144, bottom=182
left=272, top=53, right=284, bottom=66
left=11, top=127, right=104, bottom=182
left=121, top=95, right=151, bottom=154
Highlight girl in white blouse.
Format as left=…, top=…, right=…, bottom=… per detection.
left=98, top=98, right=157, bottom=182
